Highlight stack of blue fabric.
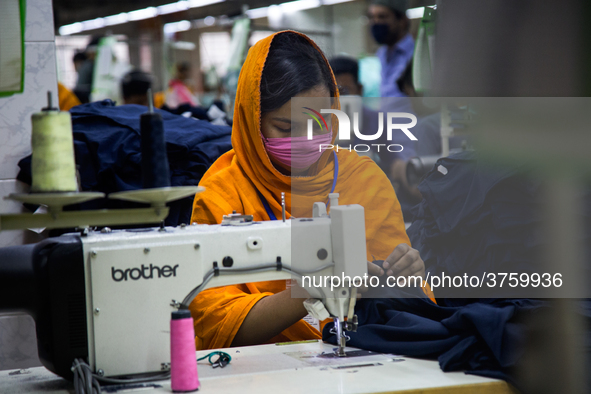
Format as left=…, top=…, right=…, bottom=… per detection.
left=407, top=151, right=544, bottom=300
left=18, top=100, right=232, bottom=226
left=324, top=151, right=553, bottom=385
left=324, top=290, right=543, bottom=384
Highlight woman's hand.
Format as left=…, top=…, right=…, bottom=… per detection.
left=367, top=260, right=384, bottom=277
left=382, top=243, right=425, bottom=280
left=357, top=261, right=385, bottom=295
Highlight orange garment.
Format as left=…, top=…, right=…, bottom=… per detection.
left=57, top=82, right=81, bottom=111
left=153, top=91, right=165, bottom=109
left=190, top=31, right=433, bottom=351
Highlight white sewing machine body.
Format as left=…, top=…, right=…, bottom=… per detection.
left=80, top=203, right=366, bottom=377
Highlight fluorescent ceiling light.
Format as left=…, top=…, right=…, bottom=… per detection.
left=163, top=20, right=192, bottom=35
left=127, top=7, right=158, bottom=21
left=247, top=0, right=324, bottom=20
left=189, top=0, right=224, bottom=8
left=58, top=0, right=361, bottom=36
left=280, top=0, right=320, bottom=13
left=59, top=0, right=226, bottom=35
left=81, top=18, right=105, bottom=30
left=157, top=1, right=190, bottom=15
left=104, top=13, right=129, bottom=26
left=171, top=41, right=197, bottom=50
left=245, top=6, right=269, bottom=19
left=322, top=0, right=354, bottom=4
left=406, top=6, right=425, bottom=19
left=267, top=4, right=282, bottom=20
left=59, top=22, right=83, bottom=36
left=246, top=0, right=354, bottom=20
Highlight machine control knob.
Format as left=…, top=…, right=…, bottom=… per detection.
left=222, top=256, right=234, bottom=267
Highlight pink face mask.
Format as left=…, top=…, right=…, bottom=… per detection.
left=262, top=132, right=333, bottom=170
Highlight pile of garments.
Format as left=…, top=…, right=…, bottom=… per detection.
left=18, top=100, right=232, bottom=226
left=325, top=151, right=554, bottom=384
left=407, top=151, right=544, bottom=300
left=323, top=289, right=543, bottom=384
left=161, top=102, right=231, bottom=126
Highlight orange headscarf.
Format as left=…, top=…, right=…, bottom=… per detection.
left=189, top=31, right=429, bottom=350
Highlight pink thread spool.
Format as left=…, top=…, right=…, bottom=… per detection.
left=171, top=310, right=200, bottom=392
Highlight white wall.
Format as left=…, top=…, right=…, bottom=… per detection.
left=0, top=0, right=58, bottom=248
left=0, top=0, right=57, bottom=371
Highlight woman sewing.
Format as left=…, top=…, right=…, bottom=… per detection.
left=189, top=31, right=432, bottom=350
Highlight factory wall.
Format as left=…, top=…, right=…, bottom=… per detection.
left=0, top=0, right=58, bottom=248
left=0, top=0, right=56, bottom=371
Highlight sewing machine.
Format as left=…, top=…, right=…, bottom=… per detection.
left=0, top=195, right=367, bottom=380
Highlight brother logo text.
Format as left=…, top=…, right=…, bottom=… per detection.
left=111, top=264, right=179, bottom=282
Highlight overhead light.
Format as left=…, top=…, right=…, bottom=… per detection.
left=280, top=0, right=321, bottom=14
left=245, top=6, right=269, bottom=19
left=171, top=41, right=197, bottom=50
left=157, top=1, right=190, bottom=15
left=267, top=4, right=283, bottom=21
left=163, top=20, right=192, bottom=35
left=189, top=0, right=224, bottom=8
left=59, top=0, right=226, bottom=35
left=322, top=0, right=354, bottom=5
left=203, top=16, right=216, bottom=26
left=406, top=7, right=425, bottom=19
left=58, top=22, right=83, bottom=36
left=104, top=13, right=129, bottom=26
left=127, top=7, right=158, bottom=21
left=246, top=0, right=353, bottom=20
left=81, top=18, right=105, bottom=30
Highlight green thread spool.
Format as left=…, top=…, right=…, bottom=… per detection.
left=30, top=92, right=78, bottom=193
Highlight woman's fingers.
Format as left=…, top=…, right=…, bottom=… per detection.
left=367, top=261, right=384, bottom=277
left=384, top=244, right=425, bottom=280
left=358, top=261, right=384, bottom=294
left=395, top=258, right=425, bottom=279
left=383, top=243, right=411, bottom=271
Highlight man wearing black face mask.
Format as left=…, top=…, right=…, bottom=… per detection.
left=369, top=0, right=413, bottom=97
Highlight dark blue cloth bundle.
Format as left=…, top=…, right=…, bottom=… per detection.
left=406, top=151, right=547, bottom=298
left=18, top=100, right=232, bottom=226
left=323, top=288, right=544, bottom=384
left=323, top=152, right=553, bottom=385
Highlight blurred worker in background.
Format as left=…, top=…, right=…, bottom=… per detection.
left=57, top=51, right=87, bottom=111
left=121, top=70, right=153, bottom=107
left=330, top=56, right=437, bottom=216
left=367, top=0, right=418, bottom=214
left=368, top=0, right=413, bottom=98
left=74, top=36, right=102, bottom=104
left=163, top=62, right=199, bottom=109
left=330, top=56, right=363, bottom=97
left=73, top=52, right=87, bottom=74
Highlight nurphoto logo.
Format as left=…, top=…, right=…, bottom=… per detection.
left=305, top=108, right=418, bottom=153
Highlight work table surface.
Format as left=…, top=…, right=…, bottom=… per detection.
left=0, top=341, right=516, bottom=394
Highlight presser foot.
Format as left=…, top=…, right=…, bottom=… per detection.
left=331, top=316, right=358, bottom=357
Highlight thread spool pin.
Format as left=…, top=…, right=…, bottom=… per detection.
left=329, top=193, right=339, bottom=207
left=147, top=88, right=154, bottom=113
left=140, top=89, right=171, bottom=189
left=42, top=91, right=58, bottom=112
